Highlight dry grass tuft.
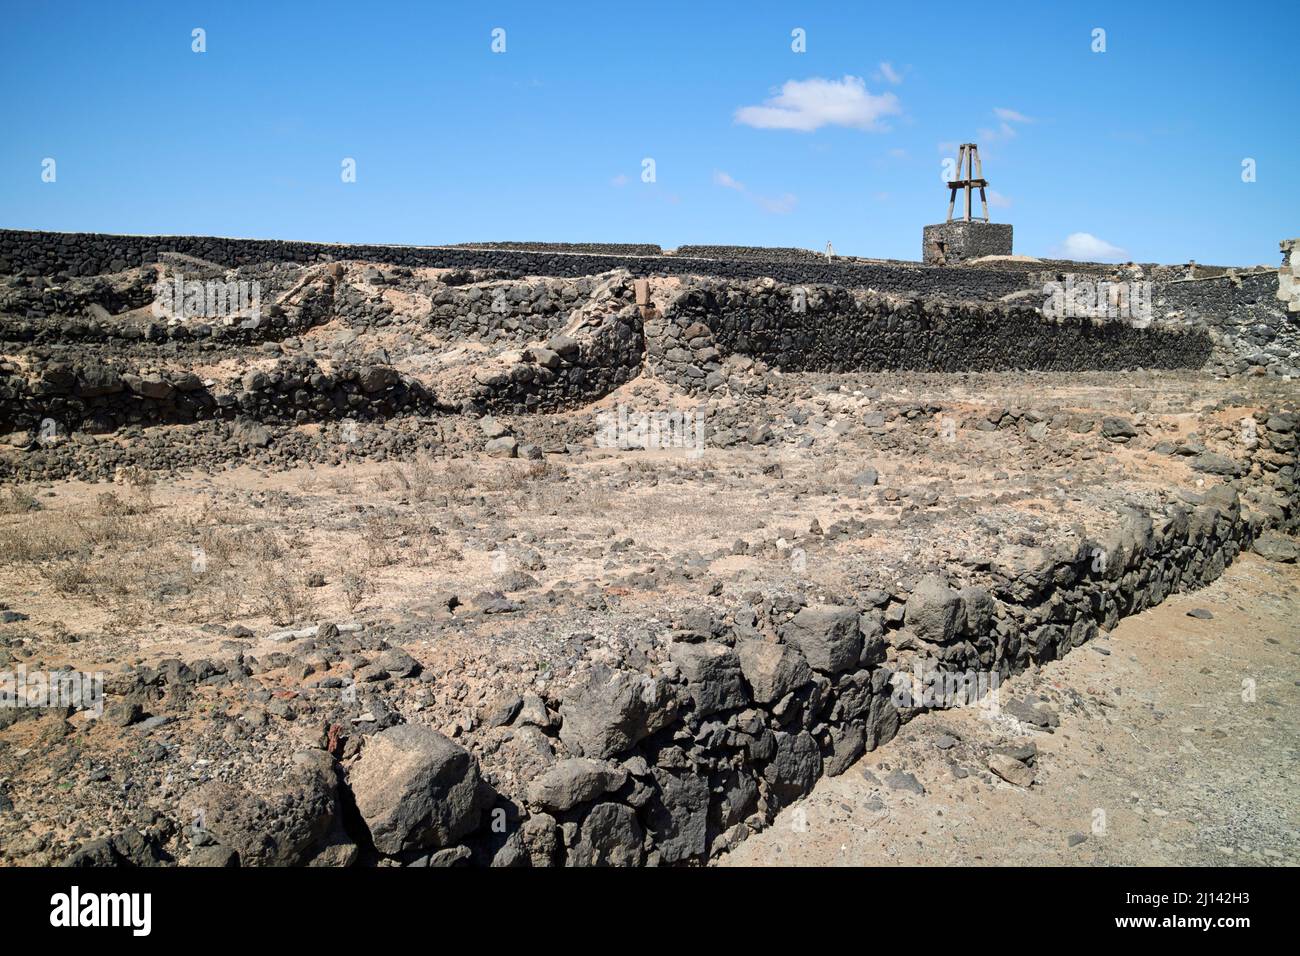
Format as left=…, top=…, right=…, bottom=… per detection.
left=0, top=486, right=41, bottom=515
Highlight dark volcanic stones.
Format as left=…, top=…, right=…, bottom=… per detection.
left=348, top=725, right=486, bottom=857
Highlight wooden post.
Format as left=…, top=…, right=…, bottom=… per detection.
left=963, top=145, right=973, bottom=221
left=945, top=143, right=991, bottom=223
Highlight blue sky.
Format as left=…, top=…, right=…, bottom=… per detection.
left=1, top=0, right=1296, bottom=264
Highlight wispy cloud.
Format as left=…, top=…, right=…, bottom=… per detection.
left=979, top=107, right=1034, bottom=145
left=734, top=76, right=901, bottom=132
left=988, top=190, right=1012, bottom=208
left=875, top=61, right=903, bottom=85
left=1056, top=232, right=1127, bottom=261
left=993, top=107, right=1032, bottom=123
left=610, top=173, right=628, bottom=187
left=713, top=170, right=797, bottom=215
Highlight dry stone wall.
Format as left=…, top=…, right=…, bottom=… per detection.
left=426, top=274, right=598, bottom=344
left=5, top=231, right=1297, bottom=442
left=0, top=229, right=1038, bottom=301
left=452, top=242, right=663, bottom=256
left=6, top=230, right=1287, bottom=368
left=0, top=356, right=435, bottom=437
left=1155, top=270, right=1299, bottom=375
left=0, top=269, right=337, bottom=349
left=647, top=280, right=1213, bottom=393
left=465, top=277, right=647, bottom=414
left=672, top=245, right=834, bottom=264
left=370, top=410, right=1297, bottom=866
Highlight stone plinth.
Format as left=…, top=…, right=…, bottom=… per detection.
left=923, top=221, right=1013, bottom=265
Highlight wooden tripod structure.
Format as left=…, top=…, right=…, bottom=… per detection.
left=946, top=143, right=990, bottom=223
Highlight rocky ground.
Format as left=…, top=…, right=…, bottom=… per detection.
left=0, top=254, right=1296, bottom=867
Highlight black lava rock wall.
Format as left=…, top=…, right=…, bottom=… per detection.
left=0, top=230, right=1037, bottom=301
left=0, top=357, right=436, bottom=436
left=655, top=281, right=1213, bottom=388
left=479, top=412, right=1297, bottom=866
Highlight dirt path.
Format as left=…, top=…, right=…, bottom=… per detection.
left=719, top=554, right=1300, bottom=867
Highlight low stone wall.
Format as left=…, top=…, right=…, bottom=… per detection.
left=0, top=229, right=1036, bottom=301
left=0, top=271, right=157, bottom=321
left=1156, top=271, right=1298, bottom=375
left=412, top=410, right=1297, bottom=866
left=0, top=278, right=336, bottom=349
left=673, top=245, right=830, bottom=263
left=3, top=231, right=1290, bottom=330
left=426, top=275, right=593, bottom=344
left=453, top=242, right=663, bottom=256
left=466, top=279, right=647, bottom=415
left=466, top=318, right=645, bottom=416
left=0, top=357, right=435, bottom=436
left=0, top=270, right=1227, bottom=436
left=463, top=273, right=1215, bottom=416
left=452, top=277, right=1219, bottom=413
left=647, top=280, right=1213, bottom=393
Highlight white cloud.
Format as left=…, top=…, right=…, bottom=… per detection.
left=610, top=174, right=628, bottom=187
left=987, top=190, right=1012, bottom=208
left=713, top=170, right=797, bottom=215
left=978, top=123, right=1015, bottom=144
left=1057, top=232, right=1127, bottom=262
left=993, top=107, right=1032, bottom=123
left=876, top=62, right=903, bottom=85
left=979, top=107, right=1033, bottom=145
left=734, top=76, right=901, bottom=132
left=713, top=170, right=744, bottom=190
